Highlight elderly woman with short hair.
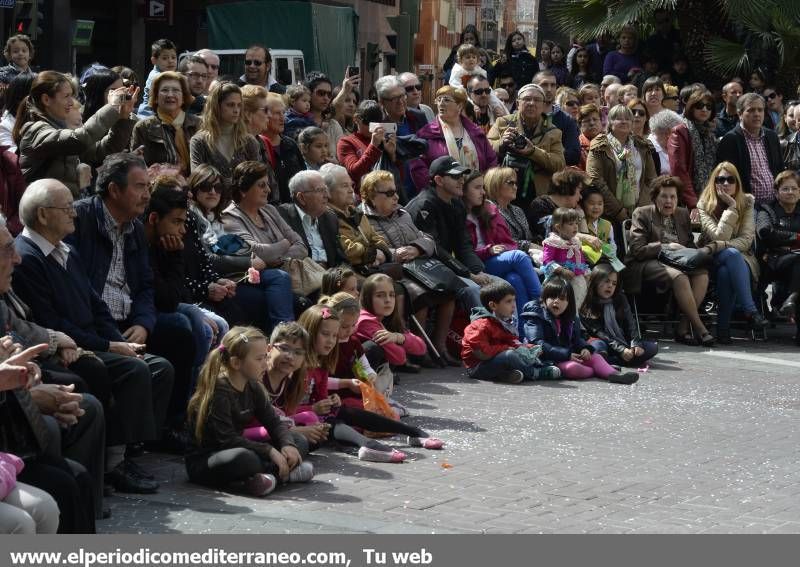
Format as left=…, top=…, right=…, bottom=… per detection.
left=361, top=170, right=458, bottom=365
left=131, top=71, right=199, bottom=176
left=409, top=85, right=497, bottom=193
left=586, top=104, right=657, bottom=222
left=648, top=109, right=682, bottom=175
left=577, top=103, right=602, bottom=170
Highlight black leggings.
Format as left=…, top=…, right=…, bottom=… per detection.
left=332, top=406, right=426, bottom=438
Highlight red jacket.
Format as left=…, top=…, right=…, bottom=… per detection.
left=465, top=201, right=518, bottom=260
left=666, top=123, right=698, bottom=209
left=337, top=132, right=383, bottom=193
left=461, top=308, right=520, bottom=368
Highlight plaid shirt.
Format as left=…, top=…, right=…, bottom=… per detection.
left=744, top=128, right=774, bottom=204
left=100, top=203, right=133, bottom=322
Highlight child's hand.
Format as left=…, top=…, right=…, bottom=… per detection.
left=633, top=346, right=645, bottom=357
left=348, top=379, right=362, bottom=393
left=579, top=349, right=591, bottom=361
left=312, top=398, right=334, bottom=415
left=328, top=394, right=342, bottom=408
left=569, top=352, right=584, bottom=362
left=491, top=244, right=506, bottom=255
left=622, top=348, right=635, bottom=362
left=294, top=424, right=328, bottom=444
left=281, top=445, right=302, bottom=469
left=269, top=448, right=290, bottom=481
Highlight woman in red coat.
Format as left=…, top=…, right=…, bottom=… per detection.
left=462, top=171, right=541, bottom=334
left=409, top=85, right=497, bottom=193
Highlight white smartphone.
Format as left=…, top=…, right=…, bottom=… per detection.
left=368, top=122, right=398, bottom=134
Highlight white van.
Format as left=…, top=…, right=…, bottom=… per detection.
left=179, top=49, right=306, bottom=86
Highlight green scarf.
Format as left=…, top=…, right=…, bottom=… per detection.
left=606, top=134, right=637, bottom=210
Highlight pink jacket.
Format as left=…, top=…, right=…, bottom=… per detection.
left=465, top=201, right=518, bottom=260
left=542, top=233, right=589, bottom=276
left=408, top=117, right=498, bottom=192
left=355, top=309, right=426, bottom=365
left=0, top=452, right=24, bottom=500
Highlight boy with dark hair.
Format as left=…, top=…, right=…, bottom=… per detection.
left=138, top=38, right=178, bottom=117
left=461, top=280, right=559, bottom=384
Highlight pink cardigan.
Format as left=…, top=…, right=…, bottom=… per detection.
left=465, top=202, right=518, bottom=260
left=355, top=309, right=426, bottom=365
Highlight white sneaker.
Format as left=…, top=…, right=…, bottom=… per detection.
left=288, top=461, right=314, bottom=483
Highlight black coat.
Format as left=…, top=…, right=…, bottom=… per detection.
left=277, top=204, right=345, bottom=267
left=716, top=125, right=784, bottom=196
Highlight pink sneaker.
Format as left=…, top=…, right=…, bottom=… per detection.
left=358, top=447, right=407, bottom=463
left=245, top=473, right=277, bottom=497
left=408, top=436, right=444, bottom=450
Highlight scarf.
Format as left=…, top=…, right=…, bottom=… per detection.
left=440, top=118, right=480, bottom=172
left=599, top=298, right=627, bottom=345
left=685, top=118, right=717, bottom=197
left=157, top=109, right=189, bottom=173
left=542, top=231, right=589, bottom=277
left=606, top=133, right=638, bottom=210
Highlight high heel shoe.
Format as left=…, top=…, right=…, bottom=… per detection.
left=698, top=333, right=716, bottom=347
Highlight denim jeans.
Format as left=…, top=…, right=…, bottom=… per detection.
left=714, top=247, right=756, bottom=329
left=234, top=268, right=294, bottom=333
left=484, top=250, right=542, bottom=334
left=198, top=306, right=230, bottom=345
left=468, top=349, right=542, bottom=381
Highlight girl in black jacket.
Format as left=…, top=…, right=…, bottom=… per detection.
left=580, top=264, right=658, bottom=367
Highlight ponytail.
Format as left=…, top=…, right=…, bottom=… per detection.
left=187, top=347, right=225, bottom=443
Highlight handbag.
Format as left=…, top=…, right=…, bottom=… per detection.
left=282, top=257, right=325, bottom=296
left=211, top=233, right=251, bottom=256
left=403, top=257, right=466, bottom=292
left=657, top=247, right=713, bottom=272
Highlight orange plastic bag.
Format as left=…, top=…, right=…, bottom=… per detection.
left=358, top=380, right=399, bottom=438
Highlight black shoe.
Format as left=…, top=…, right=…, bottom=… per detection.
left=746, top=312, right=769, bottom=330
left=716, top=331, right=733, bottom=345
left=124, top=442, right=145, bottom=459
left=105, top=461, right=159, bottom=494
left=124, top=458, right=156, bottom=481
left=439, top=351, right=463, bottom=367
left=152, top=427, right=191, bottom=456
left=608, top=371, right=639, bottom=385
left=779, top=293, right=798, bottom=318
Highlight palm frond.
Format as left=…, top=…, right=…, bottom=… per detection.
left=703, top=38, right=750, bottom=77
left=548, top=1, right=611, bottom=40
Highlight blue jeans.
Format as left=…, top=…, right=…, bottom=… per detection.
left=234, top=268, right=294, bottom=333
left=484, top=250, right=542, bottom=334
left=468, top=349, right=543, bottom=381
left=714, top=247, right=756, bottom=329
left=589, top=338, right=658, bottom=367
left=198, top=307, right=230, bottom=346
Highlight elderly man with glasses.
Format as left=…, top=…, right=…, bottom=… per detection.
left=239, top=44, right=286, bottom=94
left=195, top=49, right=220, bottom=94
left=487, top=83, right=566, bottom=207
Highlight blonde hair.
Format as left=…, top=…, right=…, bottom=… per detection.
left=360, top=170, right=396, bottom=205
left=697, top=162, right=747, bottom=232
left=240, top=84, right=268, bottom=126
left=298, top=304, right=341, bottom=373
left=200, top=82, right=250, bottom=152
left=483, top=166, right=517, bottom=201
left=322, top=292, right=361, bottom=318
left=187, top=326, right=266, bottom=443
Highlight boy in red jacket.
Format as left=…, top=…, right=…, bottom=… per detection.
left=461, top=281, right=561, bottom=384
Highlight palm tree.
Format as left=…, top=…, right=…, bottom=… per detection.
left=547, top=0, right=800, bottom=94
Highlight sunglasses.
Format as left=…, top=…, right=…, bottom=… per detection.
left=715, top=176, right=736, bottom=185
left=405, top=84, right=422, bottom=92
left=695, top=102, right=715, bottom=111
left=631, top=108, right=646, bottom=117
left=197, top=183, right=223, bottom=194
left=471, top=88, right=492, bottom=96
left=244, top=60, right=264, bottom=67
left=499, top=82, right=514, bottom=89
left=765, top=92, right=778, bottom=100
left=376, top=189, right=398, bottom=198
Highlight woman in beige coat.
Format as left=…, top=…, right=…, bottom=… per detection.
left=586, top=104, right=657, bottom=223
left=697, top=162, right=768, bottom=343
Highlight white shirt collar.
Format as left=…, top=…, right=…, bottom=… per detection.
left=295, top=203, right=318, bottom=227
left=21, top=227, right=70, bottom=267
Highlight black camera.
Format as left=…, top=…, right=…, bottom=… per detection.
left=510, top=132, right=528, bottom=150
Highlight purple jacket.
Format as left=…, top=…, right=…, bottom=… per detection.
left=409, top=117, right=498, bottom=192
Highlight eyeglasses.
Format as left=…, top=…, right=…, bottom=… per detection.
left=383, top=93, right=406, bottom=102
left=274, top=343, right=305, bottom=358
left=715, top=176, right=736, bottom=185
left=244, top=60, right=264, bottom=67
left=499, top=82, right=514, bottom=89
left=43, top=205, right=75, bottom=214
left=695, top=102, right=715, bottom=111
left=471, top=88, right=491, bottom=96
left=778, top=185, right=799, bottom=193
left=405, top=84, right=422, bottom=93
left=197, top=183, right=223, bottom=194
left=185, top=72, right=208, bottom=80
left=631, top=108, right=647, bottom=117
left=765, top=92, right=779, bottom=100
left=519, top=96, right=544, bottom=104
left=375, top=189, right=398, bottom=198
left=304, top=186, right=328, bottom=195
left=314, top=89, right=332, bottom=98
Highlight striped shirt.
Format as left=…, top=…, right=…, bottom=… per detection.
left=743, top=128, right=774, bottom=205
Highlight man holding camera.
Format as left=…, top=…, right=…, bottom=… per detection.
left=487, top=84, right=565, bottom=208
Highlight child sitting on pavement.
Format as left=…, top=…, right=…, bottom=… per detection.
left=461, top=280, right=561, bottom=384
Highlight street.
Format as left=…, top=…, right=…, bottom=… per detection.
left=99, top=328, right=800, bottom=534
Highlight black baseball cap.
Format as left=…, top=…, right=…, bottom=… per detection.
left=429, top=156, right=471, bottom=178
